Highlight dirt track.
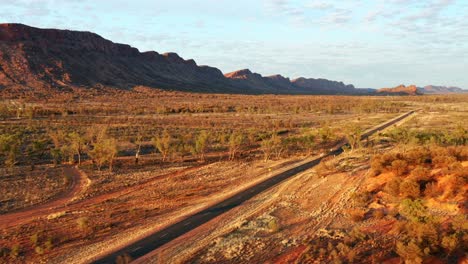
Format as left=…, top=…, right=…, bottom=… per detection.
left=0, top=166, right=86, bottom=229
left=0, top=165, right=208, bottom=230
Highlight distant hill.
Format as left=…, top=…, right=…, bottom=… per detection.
left=0, top=23, right=360, bottom=96
left=417, top=85, right=467, bottom=94
left=224, top=69, right=358, bottom=95
left=377, top=85, right=421, bottom=96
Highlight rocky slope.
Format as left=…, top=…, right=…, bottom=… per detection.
left=292, top=77, right=357, bottom=94
left=0, top=23, right=240, bottom=93
left=0, top=23, right=359, bottom=95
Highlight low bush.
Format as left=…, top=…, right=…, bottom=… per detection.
left=347, top=208, right=366, bottom=222
left=400, top=179, right=421, bottom=199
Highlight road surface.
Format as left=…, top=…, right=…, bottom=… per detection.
left=93, top=110, right=415, bottom=263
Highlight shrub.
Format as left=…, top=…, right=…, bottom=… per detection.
left=432, top=155, right=457, bottom=168
left=391, top=159, right=408, bottom=177
left=396, top=240, right=424, bottom=264
left=372, top=209, right=385, bottom=219
left=405, top=148, right=431, bottom=165
left=30, top=233, right=39, bottom=247
left=441, top=234, right=458, bottom=254
left=10, top=244, right=20, bottom=258
left=370, top=157, right=384, bottom=176
left=350, top=191, right=371, bottom=207
left=347, top=208, right=366, bottom=222
left=34, top=246, right=44, bottom=255
left=409, top=166, right=431, bottom=182
left=77, top=217, right=89, bottom=230
left=0, top=247, right=9, bottom=258
left=423, top=182, right=440, bottom=198
left=228, top=131, right=244, bottom=160
left=268, top=218, right=280, bottom=232
left=399, top=199, right=428, bottom=223
left=380, top=152, right=397, bottom=169
left=44, top=237, right=53, bottom=251
left=384, top=177, right=401, bottom=197
left=344, top=227, right=367, bottom=246
left=400, top=179, right=420, bottom=199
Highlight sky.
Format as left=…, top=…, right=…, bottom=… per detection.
left=1, top=0, right=467, bottom=88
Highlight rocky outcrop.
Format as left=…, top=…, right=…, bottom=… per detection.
left=0, top=23, right=359, bottom=95
left=0, top=23, right=241, bottom=93
left=292, top=77, right=356, bottom=94
left=224, top=69, right=359, bottom=94
left=377, top=85, right=421, bottom=96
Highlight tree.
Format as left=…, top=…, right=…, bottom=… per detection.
left=0, top=133, right=21, bottom=169
left=318, top=125, right=333, bottom=143
left=260, top=134, right=276, bottom=161
left=228, top=131, right=244, bottom=160
left=344, top=124, right=363, bottom=150
left=27, top=139, right=47, bottom=170
left=152, top=130, right=174, bottom=162
left=89, top=137, right=118, bottom=171
left=194, top=130, right=210, bottom=162
left=48, top=129, right=66, bottom=166
left=301, top=132, right=316, bottom=156
left=448, top=123, right=467, bottom=145
left=68, top=132, right=86, bottom=165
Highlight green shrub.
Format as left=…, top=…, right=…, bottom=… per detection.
left=10, top=244, right=20, bottom=258
left=44, top=237, right=53, bottom=251
left=268, top=218, right=280, bottom=232
left=399, top=199, right=429, bottom=223
left=34, top=246, right=44, bottom=255
left=30, top=233, right=39, bottom=247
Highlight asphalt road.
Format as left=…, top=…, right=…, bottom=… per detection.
left=93, top=110, right=415, bottom=264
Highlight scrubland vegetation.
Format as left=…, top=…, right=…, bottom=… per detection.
left=297, top=103, right=467, bottom=264
left=0, top=89, right=466, bottom=263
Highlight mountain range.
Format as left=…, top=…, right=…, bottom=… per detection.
left=0, top=23, right=465, bottom=96
left=417, top=85, right=466, bottom=94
